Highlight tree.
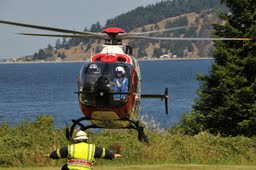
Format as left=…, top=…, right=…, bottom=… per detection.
left=90, top=22, right=102, bottom=32
left=47, top=44, right=53, bottom=51
left=152, top=48, right=163, bottom=58
left=62, top=38, right=67, bottom=48
left=55, top=39, right=62, bottom=49
left=181, top=0, right=256, bottom=136
left=137, top=48, right=147, bottom=58
left=58, top=52, right=67, bottom=60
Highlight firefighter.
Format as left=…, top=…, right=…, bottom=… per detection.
left=49, top=130, right=121, bottom=170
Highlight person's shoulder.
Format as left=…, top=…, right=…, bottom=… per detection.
left=88, top=143, right=96, bottom=147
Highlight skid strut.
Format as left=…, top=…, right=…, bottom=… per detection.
left=126, top=118, right=148, bottom=143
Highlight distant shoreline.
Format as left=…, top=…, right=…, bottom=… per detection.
left=0, top=57, right=214, bottom=64
left=138, top=57, right=213, bottom=61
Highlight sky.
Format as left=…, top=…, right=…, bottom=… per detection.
left=0, top=0, right=163, bottom=60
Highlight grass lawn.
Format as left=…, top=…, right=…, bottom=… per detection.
left=1, top=164, right=256, bottom=170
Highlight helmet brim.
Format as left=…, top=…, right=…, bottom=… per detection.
left=74, top=136, right=88, bottom=140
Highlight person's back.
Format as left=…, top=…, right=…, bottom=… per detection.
left=49, top=130, right=121, bottom=170
left=67, top=142, right=95, bottom=170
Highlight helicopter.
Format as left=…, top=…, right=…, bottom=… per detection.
left=0, top=20, right=254, bottom=143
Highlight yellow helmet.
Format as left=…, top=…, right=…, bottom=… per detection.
left=74, top=130, right=88, bottom=141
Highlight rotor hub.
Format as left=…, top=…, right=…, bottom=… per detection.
left=101, top=27, right=126, bottom=34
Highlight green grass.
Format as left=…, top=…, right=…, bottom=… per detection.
left=1, top=164, right=256, bottom=170
left=1, top=116, right=256, bottom=168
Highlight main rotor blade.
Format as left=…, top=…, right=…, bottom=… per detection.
left=0, top=19, right=104, bottom=37
left=123, top=36, right=255, bottom=41
left=140, top=26, right=193, bottom=34
left=120, top=26, right=193, bottom=38
left=18, top=33, right=108, bottom=39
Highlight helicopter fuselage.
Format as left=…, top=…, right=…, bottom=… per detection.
left=78, top=45, right=141, bottom=129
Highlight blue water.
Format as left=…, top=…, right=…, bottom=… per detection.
left=0, top=60, right=212, bottom=128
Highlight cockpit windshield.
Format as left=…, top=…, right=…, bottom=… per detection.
left=79, top=62, right=132, bottom=107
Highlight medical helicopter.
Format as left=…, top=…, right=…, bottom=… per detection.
left=0, top=20, right=254, bottom=143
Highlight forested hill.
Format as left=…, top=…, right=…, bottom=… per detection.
left=105, top=0, right=218, bottom=32
left=18, top=0, right=223, bottom=62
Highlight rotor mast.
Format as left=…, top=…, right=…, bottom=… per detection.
left=101, top=27, right=126, bottom=45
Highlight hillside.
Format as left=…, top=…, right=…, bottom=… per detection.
left=128, top=10, right=219, bottom=59
left=17, top=0, right=222, bottom=62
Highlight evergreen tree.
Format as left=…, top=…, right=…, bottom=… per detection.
left=152, top=48, right=163, bottom=58
left=47, top=44, right=53, bottom=51
left=137, top=48, right=147, bottom=58
left=181, top=0, right=256, bottom=136
left=55, top=39, right=62, bottom=49
left=90, top=22, right=102, bottom=32
left=62, top=38, right=67, bottom=47
left=33, top=49, right=46, bottom=60
left=58, top=52, right=67, bottom=60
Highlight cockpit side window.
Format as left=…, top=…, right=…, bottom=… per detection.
left=79, top=62, right=103, bottom=92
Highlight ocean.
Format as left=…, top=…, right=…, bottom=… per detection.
left=0, top=59, right=213, bottom=128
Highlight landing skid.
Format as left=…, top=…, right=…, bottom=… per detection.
left=126, top=117, right=149, bottom=144
left=65, top=117, right=149, bottom=144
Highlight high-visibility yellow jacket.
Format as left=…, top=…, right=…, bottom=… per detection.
left=67, top=143, right=96, bottom=170
left=50, top=142, right=115, bottom=170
